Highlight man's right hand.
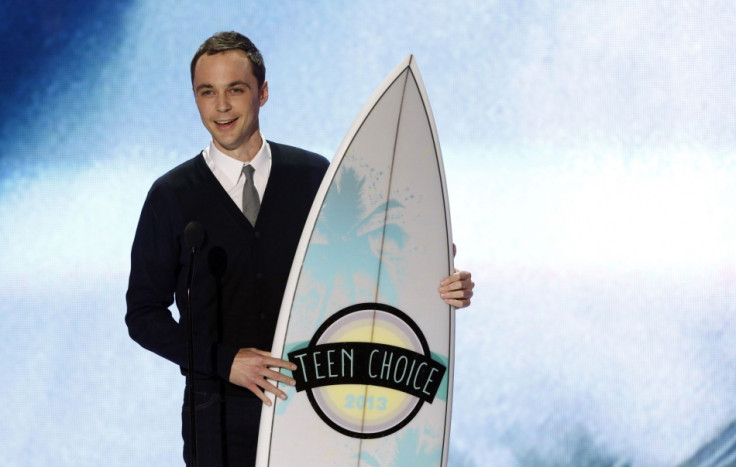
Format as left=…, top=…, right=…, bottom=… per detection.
left=229, top=348, right=297, bottom=406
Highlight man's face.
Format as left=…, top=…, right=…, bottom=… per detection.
left=192, top=49, right=268, bottom=161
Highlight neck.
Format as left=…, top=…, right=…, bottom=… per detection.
left=217, top=132, right=263, bottom=162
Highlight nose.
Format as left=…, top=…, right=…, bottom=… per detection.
left=216, top=93, right=231, bottom=112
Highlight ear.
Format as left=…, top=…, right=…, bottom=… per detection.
left=260, top=81, right=269, bottom=107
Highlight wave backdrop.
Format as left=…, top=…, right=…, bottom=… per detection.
left=1, top=1, right=736, bottom=466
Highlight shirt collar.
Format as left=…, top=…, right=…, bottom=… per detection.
left=248, top=139, right=271, bottom=187
left=203, top=134, right=271, bottom=190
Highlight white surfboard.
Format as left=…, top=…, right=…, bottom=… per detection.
left=256, top=55, right=455, bottom=466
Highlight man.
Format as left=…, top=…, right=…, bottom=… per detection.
left=126, top=31, right=474, bottom=466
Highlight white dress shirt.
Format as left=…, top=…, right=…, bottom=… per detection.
left=201, top=134, right=272, bottom=211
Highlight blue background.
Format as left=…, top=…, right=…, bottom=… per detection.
left=2, top=1, right=736, bottom=465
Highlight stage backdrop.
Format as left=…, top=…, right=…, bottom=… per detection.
left=2, top=1, right=736, bottom=466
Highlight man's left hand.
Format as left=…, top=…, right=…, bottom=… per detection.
left=439, top=270, right=474, bottom=308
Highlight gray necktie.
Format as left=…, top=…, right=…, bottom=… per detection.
left=241, top=164, right=260, bottom=226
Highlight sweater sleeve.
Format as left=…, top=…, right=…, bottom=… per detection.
left=125, top=183, right=238, bottom=381
left=125, top=184, right=186, bottom=367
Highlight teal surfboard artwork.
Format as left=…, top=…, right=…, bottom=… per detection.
left=256, top=55, right=455, bottom=466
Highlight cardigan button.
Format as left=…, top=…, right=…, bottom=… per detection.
left=254, top=231, right=261, bottom=239
left=256, top=272, right=263, bottom=280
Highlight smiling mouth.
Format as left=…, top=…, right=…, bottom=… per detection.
left=215, top=118, right=237, bottom=127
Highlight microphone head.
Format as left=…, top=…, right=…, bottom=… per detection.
left=184, top=221, right=205, bottom=250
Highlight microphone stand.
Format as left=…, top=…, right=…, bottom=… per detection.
left=186, top=246, right=198, bottom=467
left=184, top=222, right=204, bottom=467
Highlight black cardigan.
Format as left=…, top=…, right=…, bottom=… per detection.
left=125, top=142, right=329, bottom=396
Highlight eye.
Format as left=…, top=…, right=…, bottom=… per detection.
left=199, top=90, right=214, bottom=97
left=230, top=87, right=244, bottom=94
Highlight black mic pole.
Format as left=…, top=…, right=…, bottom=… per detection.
left=184, top=221, right=205, bottom=467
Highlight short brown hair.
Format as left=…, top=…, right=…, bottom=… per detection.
left=190, top=31, right=266, bottom=88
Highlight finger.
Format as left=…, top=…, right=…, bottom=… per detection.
left=263, top=367, right=296, bottom=386
left=439, top=277, right=458, bottom=290
left=441, top=289, right=474, bottom=302
left=258, top=377, right=289, bottom=402
left=440, top=279, right=474, bottom=294
left=262, top=357, right=297, bottom=371
left=456, top=270, right=472, bottom=281
left=248, top=349, right=295, bottom=368
left=440, top=270, right=471, bottom=287
left=247, top=348, right=296, bottom=370
left=439, top=274, right=456, bottom=287
left=440, top=280, right=463, bottom=292
left=444, top=297, right=471, bottom=308
left=246, top=376, right=289, bottom=406
left=244, top=384, right=271, bottom=406
left=443, top=289, right=473, bottom=306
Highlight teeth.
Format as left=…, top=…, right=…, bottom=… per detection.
left=216, top=119, right=235, bottom=124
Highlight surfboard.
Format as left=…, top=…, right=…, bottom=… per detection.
left=256, top=55, right=455, bottom=466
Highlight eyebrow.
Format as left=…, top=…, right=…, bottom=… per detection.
left=195, top=80, right=250, bottom=93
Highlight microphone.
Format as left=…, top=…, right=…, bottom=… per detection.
left=185, top=221, right=205, bottom=251
left=184, top=221, right=205, bottom=467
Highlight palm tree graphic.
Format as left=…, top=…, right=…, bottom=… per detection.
left=302, top=162, right=408, bottom=326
